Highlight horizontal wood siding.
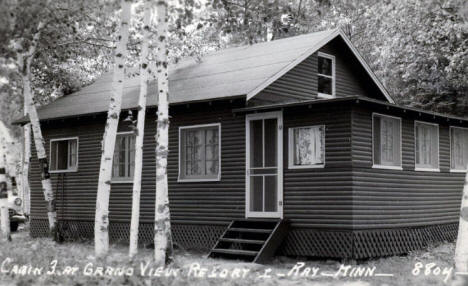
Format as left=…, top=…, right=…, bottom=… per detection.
left=351, top=103, right=466, bottom=229
left=29, top=101, right=247, bottom=227
left=319, top=39, right=369, bottom=98
left=283, top=103, right=353, bottom=229
left=167, top=103, right=245, bottom=225
left=30, top=118, right=103, bottom=221
left=251, top=38, right=385, bottom=106
left=255, top=54, right=318, bottom=104
left=29, top=100, right=355, bottom=231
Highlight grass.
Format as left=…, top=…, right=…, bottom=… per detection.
left=0, top=224, right=458, bottom=286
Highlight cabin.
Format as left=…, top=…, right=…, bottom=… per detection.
left=15, top=29, right=468, bottom=261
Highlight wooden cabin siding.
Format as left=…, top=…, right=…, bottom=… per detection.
left=30, top=101, right=247, bottom=226
left=283, top=103, right=353, bottom=229
left=318, top=40, right=368, bottom=98
left=254, top=54, right=318, bottom=104
left=252, top=38, right=385, bottom=106
left=29, top=100, right=355, bottom=231
left=351, top=104, right=465, bottom=230
left=30, top=118, right=103, bottom=221
left=167, top=103, right=246, bottom=225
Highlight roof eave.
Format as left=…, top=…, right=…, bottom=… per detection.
left=245, top=29, right=396, bottom=104
left=245, top=29, right=341, bottom=101
left=11, top=94, right=246, bottom=125
left=337, top=30, right=395, bottom=104
left=233, top=95, right=468, bottom=124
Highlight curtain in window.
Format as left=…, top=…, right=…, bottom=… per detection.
left=68, top=139, right=77, bottom=168
left=415, top=123, right=438, bottom=168
left=185, top=129, right=204, bottom=176
left=451, top=128, right=468, bottom=170
left=128, top=135, right=135, bottom=177
left=112, top=134, right=135, bottom=179
left=183, top=127, right=219, bottom=178
left=373, top=115, right=401, bottom=167
left=380, top=117, right=394, bottom=164
left=205, top=128, right=219, bottom=175
left=293, top=126, right=324, bottom=166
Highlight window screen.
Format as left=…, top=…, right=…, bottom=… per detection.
left=289, top=125, right=325, bottom=168
left=451, top=127, right=468, bottom=171
left=112, top=133, right=135, bottom=181
left=415, top=122, right=439, bottom=170
left=373, top=114, right=401, bottom=167
left=179, top=124, right=220, bottom=180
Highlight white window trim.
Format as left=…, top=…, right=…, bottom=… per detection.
left=371, top=113, right=403, bottom=170
left=414, top=120, right=440, bottom=172
left=450, top=126, right=468, bottom=172
left=178, top=123, right=221, bottom=182
left=288, top=125, right=325, bottom=169
left=49, top=137, right=79, bottom=173
left=111, top=131, right=135, bottom=183
left=317, top=52, right=335, bottom=99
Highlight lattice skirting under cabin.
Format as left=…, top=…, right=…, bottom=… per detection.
left=30, top=219, right=225, bottom=250
left=279, top=223, right=459, bottom=259
left=30, top=219, right=458, bottom=259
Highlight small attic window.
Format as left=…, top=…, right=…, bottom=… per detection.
left=317, top=52, right=335, bottom=98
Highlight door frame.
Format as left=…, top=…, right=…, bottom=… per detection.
left=245, top=110, right=283, bottom=219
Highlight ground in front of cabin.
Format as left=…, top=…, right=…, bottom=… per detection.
left=0, top=223, right=458, bottom=286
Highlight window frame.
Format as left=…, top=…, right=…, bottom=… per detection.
left=317, top=52, right=336, bottom=99
left=288, top=125, right=326, bottom=169
left=111, top=131, right=136, bottom=184
left=372, top=113, right=403, bottom=170
left=450, top=126, right=468, bottom=173
left=178, top=123, right=221, bottom=182
left=414, top=121, right=440, bottom=172
left=49, top=137, right=79, bottom=173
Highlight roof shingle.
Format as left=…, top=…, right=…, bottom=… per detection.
left=17, top=29, right=338, bottom=123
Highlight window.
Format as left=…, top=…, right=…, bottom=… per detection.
left=372, top=114, right=402, bottom=169
left=317, top=52, right=335, bottom=98
left=50, top=137, right=78, bottom=172
left=414, top=121, right=439, bottom=171
left=179, top=123, right=221, bottom=181
left=288, top=125, right=325, bottom=169
left=450, top=127, right=468, bottom=171
left=112, top=132, right=135, bottom=182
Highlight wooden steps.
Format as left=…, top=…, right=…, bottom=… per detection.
left=208, top=219, right=288, bottom=263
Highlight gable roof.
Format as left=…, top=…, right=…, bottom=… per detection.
left=14, top=29, right=393, bottom=123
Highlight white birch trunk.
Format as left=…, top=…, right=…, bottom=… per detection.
left=0, top=129, right=11, bottom=242
left=94, top=0, right=132, bottom=257
left=26, top=67, right=57, bottom=238
left=454, top=168, right=468, bottom=285
left=154, top=0, right=173, bottom=266
left=22, top=102, right=31, bottom=215
left=17, top=23, right=58, bottom=238
left=129, top=0, right=152, bottom=258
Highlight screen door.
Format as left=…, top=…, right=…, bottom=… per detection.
left=246, top=111, right=283, bottom=218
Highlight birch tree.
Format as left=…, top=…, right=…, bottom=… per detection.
left=154, top=0, right=173, bottom=265
left=21, top=119, right=31, bottom=215
left=13, top=21, right=59, bottom=239
left=454, top=169, right=468, bottom=285
left=0, top=125, right=11, bottom=242
left=129, top=0, right=153, bottom=258
left=94, top=0, right=132, bottom=257
left=3, top=0, right=116, bottom=238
